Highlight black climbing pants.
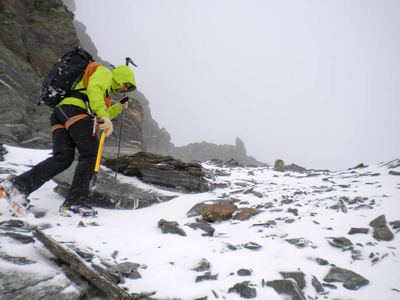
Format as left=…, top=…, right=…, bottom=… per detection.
left=12, top=105, right=99, bottom=207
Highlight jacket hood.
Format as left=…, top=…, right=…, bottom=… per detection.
left=111, top=65, right=136, bottom=94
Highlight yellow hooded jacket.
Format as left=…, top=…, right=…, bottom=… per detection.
left=59, top=65, right=136, bottom=119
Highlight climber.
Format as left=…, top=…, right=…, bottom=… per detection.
left=0, top=64, right=136, bottom=217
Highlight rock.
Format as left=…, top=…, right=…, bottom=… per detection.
left=311, top=275, right=325, bottom=293
left=109, top=262, right=141, bottom=279
left=186, top=202, right=205, bottom=217
left=53, top=162, right=177, bottom=209
left=284, top=163, right=308, bottom=173
left=186, top=220, right=215, bottom=237
left=4, top=232, right=35, bottom=244
left=171, top=137, right=264, bottom=167
left=195, top=272, right=218, bottom=283
left=158, top=219, right=187, bottom=236
left=0, top=0, right=78, bottom=149
left=274, top=159, right=285, bottom=172
left=0, top=145, right=7, bottom=161
left=323, top=267, right=369, bottom=290
left=201, top=203, right=238, bottom=222
left=389, top=170, right=400, bottom=176
left=279, top=271, right=306, bottom=289
left=228, top=281, right=257, bottom=299
left=351, top=249, right=363, bottom=261
left=350, top=163, right=367, bottom=169
left=252, top=220, right=276, bottom=228
left=191, top=259, right=211, bottom=272
left=390, top=220, right=400, bottom=229
left=348, top=227, right=369, bottom=235
left=0, top=269, right=85, bottom=299
left=266, top=279, right=305, bottom=300
left=369, top=215, right=394, bottom=241
left=233, top=208, right=259, bottom=221
left=315, top=257, right=329, bottom=265
left=104, top=152, right=210, bottom=193
left=0, top=252, right=35, bottom=265
left=284, top=238, right=313, bottom=248
left=243, top=242, right=262, bottom=250
left=237, top=269, right=252, bottom=276
left=327, top=237, right=353, bottom=250
left=187, top=199, right=236, bottom=218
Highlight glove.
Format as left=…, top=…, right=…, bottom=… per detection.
left=98, top=116, right=113, bottom=137
left=119, top=97, right=132, bottom=110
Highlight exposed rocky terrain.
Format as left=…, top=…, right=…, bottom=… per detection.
left=1, top=1, right=398, bottom=299
left=0, top=146, right=399, bottom=299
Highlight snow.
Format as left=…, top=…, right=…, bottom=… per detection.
left=1, top=145, right=399, bottom=299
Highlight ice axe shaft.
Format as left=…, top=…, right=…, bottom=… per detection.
left=115, top=97, right=130, bottom=180
left=114, top=57, right=137, bottom=180
left=92, top=130, right=107, bottom=188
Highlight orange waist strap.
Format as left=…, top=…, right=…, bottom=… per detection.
left=52, top=114, right=90, bottom=132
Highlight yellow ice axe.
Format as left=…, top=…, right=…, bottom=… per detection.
left=92, top=129, right=106, bottom=188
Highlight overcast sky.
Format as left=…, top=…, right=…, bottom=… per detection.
left=73, top=0, right=400, bottom=170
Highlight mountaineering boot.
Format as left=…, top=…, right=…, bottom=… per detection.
left=59, top=204, right=98, bottom=218
left=0, top=180, right=30, bottom=216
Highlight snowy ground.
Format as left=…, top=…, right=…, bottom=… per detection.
left=0, top=145, right=399, bottom=299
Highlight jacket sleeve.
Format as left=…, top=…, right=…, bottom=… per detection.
left=86, top=66, right=113, bottom=118
left=108, top=104, right=123, bottom=120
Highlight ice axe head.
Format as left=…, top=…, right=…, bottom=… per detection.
left=125, top=57, right=137, bottom=67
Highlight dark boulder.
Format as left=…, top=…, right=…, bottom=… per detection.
left=369, top=214, right=394, bottom=241
left=323, top=267, right=369, bottom=290
left=279, top=271, right=306, bottom=289
left=228, top=281, right=257, bottom=299
left=266, top=279, right=305, bottom=300
left=104, top=152, right=210, bottom=193
left=53, top=162, right=177, bottom=210
left=158, top=219, right=187, bottom=236
left=201, top=203, right=238, bottom=222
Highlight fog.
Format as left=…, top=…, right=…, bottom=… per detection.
left=73, top=0, right=400, bottom=170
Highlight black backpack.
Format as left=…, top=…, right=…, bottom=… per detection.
left=39, top=47, right=94, bottom=108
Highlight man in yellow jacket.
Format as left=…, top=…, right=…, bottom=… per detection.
left=0, top=64, right=136, bottom=217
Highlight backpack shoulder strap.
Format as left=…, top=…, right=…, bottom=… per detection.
left=68, top=62, right=103, bottom=103
left=83, top=62, right=102, bottom=89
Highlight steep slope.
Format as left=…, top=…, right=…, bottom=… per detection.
left=0, top=146, right=399, bottom=299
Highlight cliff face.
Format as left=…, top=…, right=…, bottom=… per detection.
left=172, top=137, right=263, bottom=166
left=0, top=0, right=263, bottom=166
left=0, top=0, right=79, bottom=148
left=0, top=0, right=147, bottom=153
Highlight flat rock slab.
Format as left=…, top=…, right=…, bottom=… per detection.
left=104, top=152, right=210, bottom=193
left=53, top=162, right=177, bottom=210
left=266, top=279, right=305, bottom=300
left=323, top=267, right=369, bottom=290
left=0, top=269, right=84, bottom=300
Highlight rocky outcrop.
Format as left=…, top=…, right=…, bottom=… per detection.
left=274, top=159, right=309, bottom=173
left=53, top=161, right=177, bottom=210
left=103, top=151, right=211, bottom=193
left=0, top=0, right=79, bottom=149
left=0, top=0, right=145, bottom=154
left=172, top=137, right=264, bottom=166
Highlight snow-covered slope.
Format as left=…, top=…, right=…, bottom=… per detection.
left=0, top=145, right=399, bottom=299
